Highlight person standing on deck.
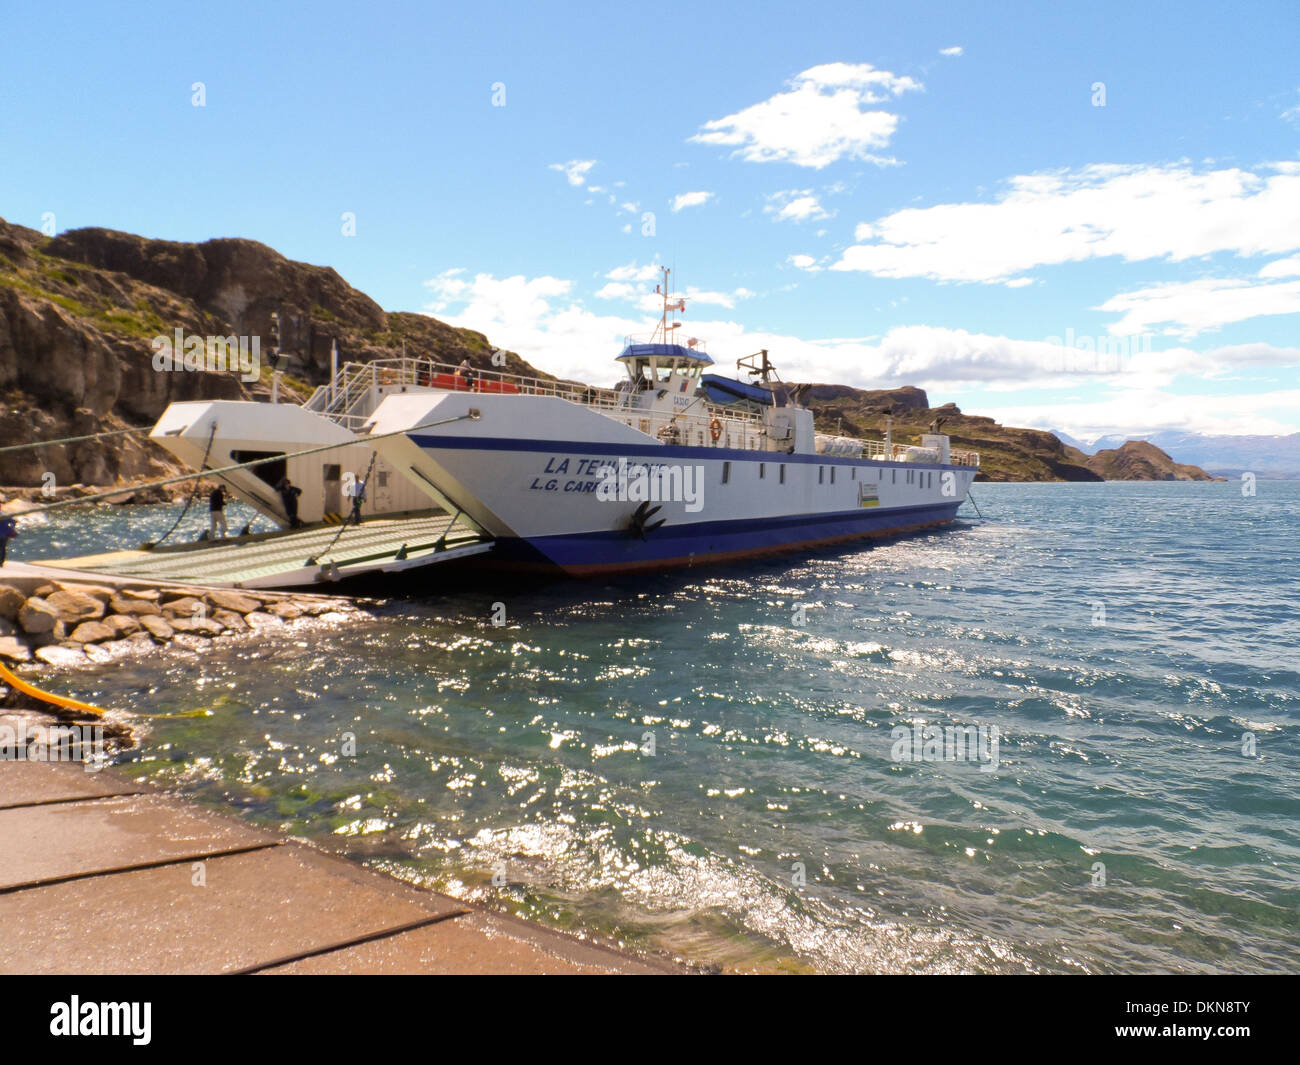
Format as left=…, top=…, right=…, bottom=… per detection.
left=349, top=475, right=366, bottom=526
left=276, top=475, right=303, bottom=528
left=456, top=358, right=476, bottom=390
left=208, top=483, right=229, bottom=539
left=0, top=516, right=16, bottom=566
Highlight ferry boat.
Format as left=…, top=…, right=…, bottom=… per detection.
left=353, top=269, right=980, bottom=575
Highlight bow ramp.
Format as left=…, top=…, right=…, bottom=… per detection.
left=35, top=511, right=492, bottom=590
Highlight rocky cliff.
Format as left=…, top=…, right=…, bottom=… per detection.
left=0, top=218, right=538, bottom=493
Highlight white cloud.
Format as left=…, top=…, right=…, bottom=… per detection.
left=423, top=270, right=1300, bottom=402
left=595, top=282, right=636, bottom=300
left=788, top=253, right=821, bottom=271
left=684, top=287, right=754, bottom=310
left=624, top=286, right=753, bottom=313
left=834, top=162, right=1300, bottom=282
left=984, top=389, right=1300, bottom=440
left=939, top=46, right=964, bottom=57
left=548, top=159, right=596, bottom=186
left=672, top=190, right=714, bottom=211
left=423, top=270, right=576, bottom=355
left=606, top=261, right=662, bottom=282
left=690, top=62, right=921, bottom=169
left=1005, top=277, right=1035, bottom=288
left=1259, top=255, right=1300, bottom=278
left=764, top=189, right=831, bottom=223
left=1097, top=277, right=1300, bottom=338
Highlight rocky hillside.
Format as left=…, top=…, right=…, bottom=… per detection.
left=1066, top=440, right=1217, bottom=481
left=0, top=218, right=540, bottom=492
left=792, top=384, right=1101, bottom=481
left=1, top=215, right=1213, bottom=490
left=793, top=383, right=1217, bottom=481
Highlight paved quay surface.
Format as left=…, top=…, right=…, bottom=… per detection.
left=0, top=756, right=672, bottom=975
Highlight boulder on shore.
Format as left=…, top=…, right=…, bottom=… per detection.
left=46, top=588, right=107, bottom=622
left=68, top=620, right=115, bottom=644
left=17, top=597, right=60, bottom=634
left=137, top=614, right=175, bottom=640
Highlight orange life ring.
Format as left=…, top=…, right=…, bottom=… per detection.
left=709, top=418, right=723, bottom=442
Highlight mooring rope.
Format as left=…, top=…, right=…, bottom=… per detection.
left=305, top=450, right=377, bottom=566
left=0, top=659, right=212, bottom=720
left=12, top=411, right=479, bottom=518
left=0, top=424, right=153, bottom=455
left=0, top=659, right=107, bottom=716
left=140, top=421, right=218, bottom=550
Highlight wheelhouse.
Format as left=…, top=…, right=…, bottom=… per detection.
left=616, top=342, right=713, bottom=396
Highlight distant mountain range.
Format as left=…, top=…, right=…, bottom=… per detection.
left=1055, top=430, right=1300, bottom=479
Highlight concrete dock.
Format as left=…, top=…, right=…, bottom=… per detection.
left=0, top=728, right=669, bottom=975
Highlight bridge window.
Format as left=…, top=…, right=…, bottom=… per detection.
left=759, top=463, right=766, bottom=479
left=780, top=464, right=786, bottom=484
left=830, top=467, right=835, bottom=485
left=722, top=461, right=731, bottom=484
left=818, top=466, right=824, bottom=484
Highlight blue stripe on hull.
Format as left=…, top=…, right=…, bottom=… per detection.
left=409, top=433, right=968, bottom=472
left=489, top=501, right=962, bottom=574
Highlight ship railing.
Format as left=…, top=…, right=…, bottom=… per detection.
left=303, top=357, right=980, bottom=462
left=593, top=403, right=772, bottom=451
left=815, top=433, right=983, bottom=467
left=305, top=357, right=626, bottom=416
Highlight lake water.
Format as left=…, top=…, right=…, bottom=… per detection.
left=15, top=481, right=1300, bottom=973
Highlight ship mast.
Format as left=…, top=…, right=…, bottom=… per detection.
left=653, top=266, right=685, bottom=344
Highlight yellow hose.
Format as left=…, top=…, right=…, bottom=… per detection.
left=0, top=659, right=106, bottom=716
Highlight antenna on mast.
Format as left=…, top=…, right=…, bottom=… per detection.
left=653, top=265, right=687, bottom=343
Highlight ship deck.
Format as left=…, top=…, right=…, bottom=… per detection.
left=30, top=511, right=492, bottom=590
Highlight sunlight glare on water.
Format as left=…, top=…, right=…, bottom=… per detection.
left=23, top=481, right=1300, bottom=973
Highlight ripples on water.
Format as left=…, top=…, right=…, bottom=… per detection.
left=21, top=482, right=1300, bottom=972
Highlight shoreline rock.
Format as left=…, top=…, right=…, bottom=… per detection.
left=0, top=576, right=380, bottom=677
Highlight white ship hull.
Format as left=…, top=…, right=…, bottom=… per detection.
left=364, top=391, right=976, bottom=575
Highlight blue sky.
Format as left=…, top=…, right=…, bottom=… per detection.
left=3, top=0, right=1298, bottom=439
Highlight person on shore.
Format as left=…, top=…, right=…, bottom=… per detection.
left=0, top=515, right=16, bottom=566
left=349, top=475, right=366, bottom=526
left=208, top=483, right=229, bottom=539
left=276, top=475, right=304, bottom=528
